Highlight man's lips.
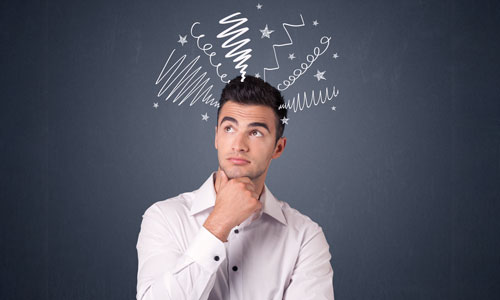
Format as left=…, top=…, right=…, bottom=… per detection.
left=227, top=157, right=250, bottom=165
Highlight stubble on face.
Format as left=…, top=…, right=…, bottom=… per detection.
left=215, top=102, right=278, bottom=182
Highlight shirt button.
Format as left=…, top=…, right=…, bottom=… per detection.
left=232, top=266, right=238, bottom=272
left=234, top=229, right=239, bottom=234
left=214, top=256, right=220, bottom=261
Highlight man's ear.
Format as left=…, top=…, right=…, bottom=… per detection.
left=272, top=136, right=287, bottom=159
left=214, top=126, right=218, bottom=150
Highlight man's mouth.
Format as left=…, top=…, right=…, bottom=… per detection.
left=227, top=157, right=250, bottom=165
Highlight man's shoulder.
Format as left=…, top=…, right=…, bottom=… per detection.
left=277, top=200, right=324, bottom=235
left=142, top=190, right=195, bottom=219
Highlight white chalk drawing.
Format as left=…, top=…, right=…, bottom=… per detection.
left=178, top=35, right=188, bottom=46
left=313, top=69, right=326, bottom=81
left=190, top=22, right=230, bottom=84
left=276, top=36, right=331, bottom=91
left=153, top=8, right=342, bottom=117
left=279, top=86, right=340, bottom=112
left=156, top=49, right=219, bottom=108
left=263, top=15, right=305, bottom=82
left=217, top=12, right=253, bottom=82
left=259, top=24, right=274, bottom=38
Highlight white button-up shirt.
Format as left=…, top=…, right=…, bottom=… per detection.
left=136, top=173, right=334, bottom=300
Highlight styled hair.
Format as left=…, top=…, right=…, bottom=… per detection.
left=217, top=75, right=287, bottom=143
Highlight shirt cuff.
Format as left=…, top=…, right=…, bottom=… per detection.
left=184, top=226, right=227, bottom=274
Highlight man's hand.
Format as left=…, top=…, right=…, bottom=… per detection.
left=203, top=168, right=262, bottom=242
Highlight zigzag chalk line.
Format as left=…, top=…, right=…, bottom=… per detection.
left=217, top=12, right=252, bottom=82
left=263, top=14, right=305, bottom=82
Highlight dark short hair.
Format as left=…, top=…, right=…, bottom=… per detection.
left=217, top=75, right=287, bottom=143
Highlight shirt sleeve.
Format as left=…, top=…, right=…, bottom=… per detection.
left=283, top=225, right=335, bottom=300
left=136, top=204, right=226, bottom=300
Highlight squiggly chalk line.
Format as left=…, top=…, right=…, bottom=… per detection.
left=277, top=36, right=331, bottom=91
left=190, top=22, right=230, bottom=84
left=263, top=14, right=305, bottom=82
left=279, top=86, right=339, bottom=112
left=217, top=12, right=252, bottom=82
left=156, top=49, right=219, bottom=108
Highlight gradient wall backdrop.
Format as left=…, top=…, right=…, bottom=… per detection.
left=1, top=0, right=499, bottom=299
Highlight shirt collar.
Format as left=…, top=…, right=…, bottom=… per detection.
left=189, top=172, right=287, bottom=226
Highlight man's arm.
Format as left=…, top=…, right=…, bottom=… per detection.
left=136, top=204, right=226, bottom=300
left=283, top=225, right=335, bottom=300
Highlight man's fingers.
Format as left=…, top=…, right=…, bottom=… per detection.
left=217, top=168, right=229, bottom=190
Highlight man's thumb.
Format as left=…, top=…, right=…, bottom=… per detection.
left=219, top=168, right=229, bottom=184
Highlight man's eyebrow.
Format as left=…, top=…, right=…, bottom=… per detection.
left=220, top=116, right=238, bottom=126
left=219, top=116, right=271, bottom=133
left=248, top=122, right=270, bottom=133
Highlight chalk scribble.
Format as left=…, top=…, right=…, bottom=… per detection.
left=190, top=22, right=230, bottom=84
left=263, top=14, right=305, bottom=82
left=155, top=49, right=219, bottom=108
left=276, top=36, right=331, bottom=91
left=217, top=12, right=252, bottom=82
left=279, top=86, right=339, bottom=112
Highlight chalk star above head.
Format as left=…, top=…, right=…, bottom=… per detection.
left=178, top=35, right=188, bottom=46
left=153, top=102, right=159, bottom=109
left=280, top=116, right=289, bottom=125
left=260, top=25, right=274, bottom=38
left=333, top=53, right=339, bottom=59
left=255, top=73, right=261, bottom=78
left=201, top=113, right=210, bottom=121
left=331, top=106, right=336, bottom=111
left=288, top=53, right=296, bottom=60
left=314, top=69, right=326, bottom=81
left=256, top=3, right=263, bottom=9
left=312, top=20, right=319, bottom=26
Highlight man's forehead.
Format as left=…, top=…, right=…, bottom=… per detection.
left=218, top=102, right=276, bottom=125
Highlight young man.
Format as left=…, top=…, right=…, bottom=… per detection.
left=136, top=76, right=334, bottom=300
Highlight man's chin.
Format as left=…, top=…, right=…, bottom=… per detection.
left=221, top=166, right=252, bottom=180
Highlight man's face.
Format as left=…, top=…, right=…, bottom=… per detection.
left=215, top=101, right=286, bottom=181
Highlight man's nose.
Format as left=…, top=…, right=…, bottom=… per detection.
left=232, top=132, right=249, bottom=152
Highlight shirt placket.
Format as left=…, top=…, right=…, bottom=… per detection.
left=227, top=224, right=244, bottom=300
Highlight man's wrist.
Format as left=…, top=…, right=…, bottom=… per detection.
left=203, top=216, right=231, bottom=242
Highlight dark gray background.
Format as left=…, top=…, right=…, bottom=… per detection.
left=1, top=0, right=499, bottom=299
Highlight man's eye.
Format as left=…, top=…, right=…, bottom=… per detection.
left=250, top=130, right=262, bottom=137
left=224, top=126, right=234, bottom=133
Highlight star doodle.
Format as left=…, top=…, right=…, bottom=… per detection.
left=331, top=106, right=336, bottom=111
left=255, top=73, right=261, bottom=78
left=333, top=53, right=339, bottom=59
left=201, top=113, right=210, bottom=121
left=312, top=20, right=319, bottom=26
left=260, top=25, right=274, bottom=39
left=256, top=3, right=263, bottom=9
left=288, top=53, right=296, bottom=60
left=177, top=35, right=187, bottom=46
left=280, top=116, right=289, bottom=125
left=153, top=102, right=159, bottom=109
left=313, top=69, right=326, bottom=81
